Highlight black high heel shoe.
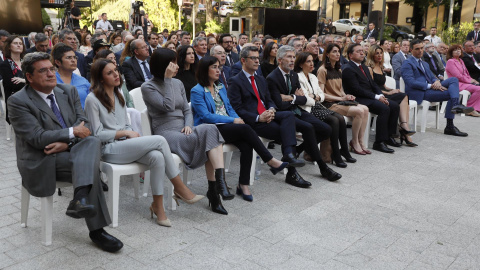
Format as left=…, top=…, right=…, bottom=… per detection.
left=400, top=133, right=418, bottom=147
left=399, top=122, right=416, bottom=136
left=215, top=168, right=234, bottom=200
left=340, top=149, right=357, bottom=163
left=330, top=154, right=347, bottom=168
left=269, top=161, right=289, bottom=175
left=207, top=181, right=228, bottom=215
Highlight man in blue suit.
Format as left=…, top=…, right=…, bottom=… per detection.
left=401, top=39, right=474, bottom=136
left=227, top=46, right=310, bottom=188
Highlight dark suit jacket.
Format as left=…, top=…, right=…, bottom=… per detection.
left=122, top=56, right=149, bottom=90
left=26, top=47, right=51, bottom=54
left=466, top=30, right=480, bottom=42
left=364, top=29, right=379, bottom=40
left=7, top=84, right=87, bottom=197
left=401, top=56, right=438, bottom=104
left=219, top=65, right=231, bottom=87
left=266, top=67, right=307, bottom=112
left=422, top=52, right=444, bottom=78
left=114, top=49, right=123, bottom=65
left=462, top=53, right=480, bottom=81
left=224, top=52, right=239, bottom=67
left=75, top=51, right=86, bottom=78
left=85, top=49, right=95, bottom=81
left=342, top=61, right=382, bottom=105
left=226, top=71, right=277, bottom=126
left=230, top=60, right=263, bottom=77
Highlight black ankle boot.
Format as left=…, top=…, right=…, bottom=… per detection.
left=207, top=181, right=228, bottom=215
left=340, top=149, right=357, bottom=163
left=215, top=168, right=234, bottom=200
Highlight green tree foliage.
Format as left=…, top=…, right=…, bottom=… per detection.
left=440, top=21, right=473, bottom=45
left=233, top=0, right=294, bottom=12
left=41, top=8, right=52, bottom=27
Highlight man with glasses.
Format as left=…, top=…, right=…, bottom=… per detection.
left=227, top=46, right=309, bottom=188
left=53, top=43, right=90, bottom=108
left=462, top=40, right=480, bottom=82
left=219, top=33, right=238, bottom=67
left=229, top=43, right=264, bottom=77
left=288, top=38, right=303, bottom=54
left=305, top=41, right=321, bottom=74
left=122, top=39, right=151, bottom=90
left=392, top=39, right=410, bottom=88
left=27, top=33, right=51, bottom=54
left=210, top=45, right=230, bottom=88
left=58, top=29, right=87, bottom=78
left=7, top=52, right=123, bottom=252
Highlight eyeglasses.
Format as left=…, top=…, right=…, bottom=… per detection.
left=37, top=67, right=56, bottom=74
left=245, top=56, right=260, bottom=61
left=64, top=55, right=78, bottom=60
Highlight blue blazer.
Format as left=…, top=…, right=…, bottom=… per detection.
left=227, top=71, right=277, bottom=126
left=230, top=60, right=263, bottom=78
left=190, top=83, right=239, bottom=126
left=401, top=56, right=438, bottom=104
left=75, top=51, right=86, bottom=78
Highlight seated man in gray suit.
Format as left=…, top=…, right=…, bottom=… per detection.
left=7, top=52, right=123, bottom=253
left=392, top=39, right=410, bottom=88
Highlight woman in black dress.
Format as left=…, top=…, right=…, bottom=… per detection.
left=174, top=45, right=197, bottom=101
left=366, top=45, right=417, bottom=146
left=260, top=42, right=278, bottom=77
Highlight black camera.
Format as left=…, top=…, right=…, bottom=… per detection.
left=132, top=1, right=144, bottom=10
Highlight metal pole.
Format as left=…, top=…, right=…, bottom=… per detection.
left=367, top=0, right=373, bottom=24
left=379, top=0, right=386, bottom=40
left=448, top=0, right=454, bottom=28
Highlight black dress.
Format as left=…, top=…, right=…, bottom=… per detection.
left=0, top=59, right=25, bottom=124
left=174, top=69, right=197, bottom=101
left=372, top=71, right=406, bottom=103
left=260, top=61, right=276, bottom=78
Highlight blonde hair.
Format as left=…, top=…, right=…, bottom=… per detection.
left=365, top=45, right=384, bottom=69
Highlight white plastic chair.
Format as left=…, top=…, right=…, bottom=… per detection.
left=344, top=116, right=370, bottom=148
left=440, top=90, right=471, bottom=117
left=21, top=182, right=72, bottom=246
left=0, top=80, right=13, bottom=140
left=398, top=77, right=418, bottom=131
left=129, top=87, right=146, bottom=111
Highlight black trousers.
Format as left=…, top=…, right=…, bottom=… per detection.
left=367, top=99, right=400, bottom=142
left=295, top=111, right=331, bottom=168
left=251, top=111, right=297, bottom=157
left=322, top=112, right=349, bottom=158
left=217, top=123, right=273, bottom=185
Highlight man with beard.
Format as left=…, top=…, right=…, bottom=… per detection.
left=219, top=33, right=238, bottom=67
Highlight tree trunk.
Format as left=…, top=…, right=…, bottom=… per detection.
left=206, top=0, right=213, bottom=22
left=192, top=0, right=198, bottom=38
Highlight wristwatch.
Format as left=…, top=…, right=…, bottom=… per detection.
left=67, top=141, right=75, bottom=151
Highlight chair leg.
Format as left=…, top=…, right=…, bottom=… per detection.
left=184, top=166, right=192, bottom=185
left=420, top=106, right=428, bottom=133
left=21, top=186, right=30, bottom=228
left=364, top=115, right=371, bottom=148
left=107, top=172, right=120, bottom=228
left=435, top=105, right=440, bottom=129
left=167, top=182, right=176, bottom=211
left=142, top=171, right=150, bottom=197
left=224, top=152, right=233, bottom=173
left=41, top=196, right=53, bottom=246
left=440, top=101, right=447, bottom=114
left=133, top=174, right=140, bottom=200
left=249, top=150, right=256, bottom=186
left=414, top=106, right=418, bottom=132
left=6, top=122, right=11, bottom=141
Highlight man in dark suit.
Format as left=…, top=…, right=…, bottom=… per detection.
left=363, top=22, right=378, bottom=41
left=0, top=29, right=10, bottom=75
left=122, top=39, right=152, bottom=90
left=8, top=52, right=123, bottom=252
left=402, top=39, right=473, bottom=136
left=227, top=46, right=310, bottom=188
left=267, top=45, right=341, bottom=181
left=342, top=43, right=400, bottom=153
left=26, top=33, right=51, bottom=54
left=219, top=34, right=239, bottom=67
left=462, top=40, right=480, bottom=81
left=210, top=45, right=231, bottom=88
left=236, top=33, right=248, bottom=53
left=466, top=21, right=480, bottom=42
left=422, top=42, right=444, bottom=80
left=147, top=32, right=162, bottom=56
left=58, top=29, right=86, bottom=78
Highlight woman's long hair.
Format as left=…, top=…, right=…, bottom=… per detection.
left=261, top=41, right=278, bottom=65
left=321, top=43, right=342, bottom=71
left=90, top=59, right=125, bottom=113
left=365, top=45, right=383, bottom=69
left=119, top=39, right=134, bottom=65
left=176, top=45, right=197, bottom=75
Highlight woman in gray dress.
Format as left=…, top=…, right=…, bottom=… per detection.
left=141, top=48, right=232, bottom=215
left=85, top=59, right=203, bottom=227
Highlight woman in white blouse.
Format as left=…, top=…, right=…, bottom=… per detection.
left=294, top=52, right=356, bottom=168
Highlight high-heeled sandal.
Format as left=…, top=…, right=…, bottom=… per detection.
left=173, top=192, right=204, bottom=206
left=399, top=122, right=416, bottom=136
left=349, top=140, right=366, bottom=155
left=400, top=133, right=418, bottom=147
left=149, top=204, right=171, bottom=227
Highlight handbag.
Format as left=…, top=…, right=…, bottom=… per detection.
left=311, top=102, right=334, bottom=121
left=337, top=100, right=359, bottom=106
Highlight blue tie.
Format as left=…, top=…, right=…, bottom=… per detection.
left=141, top=61, right=152, bottom=80
left=47, top=94, right=67, bottom=129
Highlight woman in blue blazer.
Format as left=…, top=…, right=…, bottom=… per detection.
left=191, top=56, right=288, bottom=201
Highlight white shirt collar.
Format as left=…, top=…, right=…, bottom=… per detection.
left=242, top=68, right=256, bottom=79
left=34, top=88, right=55, bottom=105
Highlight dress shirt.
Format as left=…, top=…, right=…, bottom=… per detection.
left=149, top=45, right=160, bottom=53
left=96, top=20, right=113, bottom=31
left=135, top=57, right=151, bottom=81
left=278, top=67, right=297, bottom=104
left=425, top=35, right=442, bottom=46
left=400, top=51, right=409, bottom=59
left=353, top=61, right=383, bottom=100
left=0, top=51, right=4, bottom=60
left=414, top=57, right=433, bottom=89
left=34, top=89, right=74, bottom=139
left=56, top=72, right=91, bottom=108
left=465, top=53, right=480, bottom=70
left=383, top=51, right=392, bottom=70
left=226, top=52, right=234, bottom=66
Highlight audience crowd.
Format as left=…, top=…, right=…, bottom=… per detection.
left=0, top=19, right=478, bottom=253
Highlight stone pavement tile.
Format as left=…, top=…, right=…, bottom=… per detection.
left=298, top=243, right=337, bottom=264
left=404, top=260, right=438, bottom=270
left=128, top=236, right=191, bottom=262
left=383, top=245, right=420, bottom=264
left=0, top=226, right=18, bottom=240
left=333, top=249, right=373, bottom=269
left=422, top=240, right=465, bottom=259
left=4, top=247, right=78, bottom=270
left=0, top=205, right=22, bottom=218
left=392, top=231, right=437, bottom=254
left=362, top=254, right=410, bottom=270
left=313, top=233, right=355, bottom=253
left=0, top=238, right=15, bottom=254
left=416, top=248, right=457, bottom=269
left=447, top=253, right=480, bottom=270
left=102, top=255, right=147, bottom=270
left=273, top=255, right=323, bottom=270
left=5, top=243, right=50, bottom=263
left=0, top=214, right=16, bottom=227
left=0, top=186, right=19, bottom=198
left=0, top=253, right=16, bottom=269
left=231, top=259, right=267, bottom=270
left=232, top=236, right=272, bottom=255
left=284, top=230, right=321, bottom=247
left=253, top=220, right=296, bottom=245
left=321, top=259, right=358, bottom=270
left=161, top=250, right=233, bottom=270
left=248, top=247, right=292, bottom=268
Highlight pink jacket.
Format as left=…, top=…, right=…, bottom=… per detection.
left=445, top=58, right=478, bottom=91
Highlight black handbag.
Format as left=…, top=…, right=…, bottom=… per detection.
left=311, top=102, right=334, bottom=121
left=337, top=100, right=359, bottom=106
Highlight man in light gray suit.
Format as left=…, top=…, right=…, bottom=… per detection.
left=7, top=52, right=123, bottom=252
left=392, top=39, right=410, bottom=88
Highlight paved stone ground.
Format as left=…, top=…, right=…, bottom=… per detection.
left=1, top=111, right=480, bottom=270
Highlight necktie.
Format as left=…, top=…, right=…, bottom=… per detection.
left=47, top=94, right=67, bottom=129
left=359, top=65, right=367, bottom=78
left=227, top=54, right=233, bottom=66
left=418, top=59, right=425, bottom=73
left=141, top=61, right=152, bottom=80
left=221, top=70, right=228, bottom=89
left=429, top=56, right=437, bottom=73
left=250, top=76, right=266, bottom=115
left=285, top=74, right=292, bottom=94
left=404, top=53, right=408, bottom=60
left=475, top=31, right=478, bottom=41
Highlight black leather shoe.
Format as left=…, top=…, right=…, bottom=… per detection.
left=385, top=137, right=402, bottom=147
left=282, top=153, right=306, bottom=168
left=89, top=229, right=124, bottom=253
left=268, top=142, right=275, bottom=149
left=66, top=197, right=97, bottom=219
left=320, top=166, right=342, bottom=181
left=285, top=170, right=311, bottom=188
left=101, top=181, right=108, bottom=192
left=444, top=126, right=468, bottom=137
left=451, top=105, right=474, bottom=114
left=372, top=142, right=395, bottom=153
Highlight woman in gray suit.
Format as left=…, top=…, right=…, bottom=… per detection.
left=85, top=59, right=203, bottom=227
left=141, top=48, right=232, bottom=215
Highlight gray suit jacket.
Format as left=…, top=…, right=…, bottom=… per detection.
left=392, top=52, right=409, bottom=87
left=7, top=84, right=87, bottom=197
